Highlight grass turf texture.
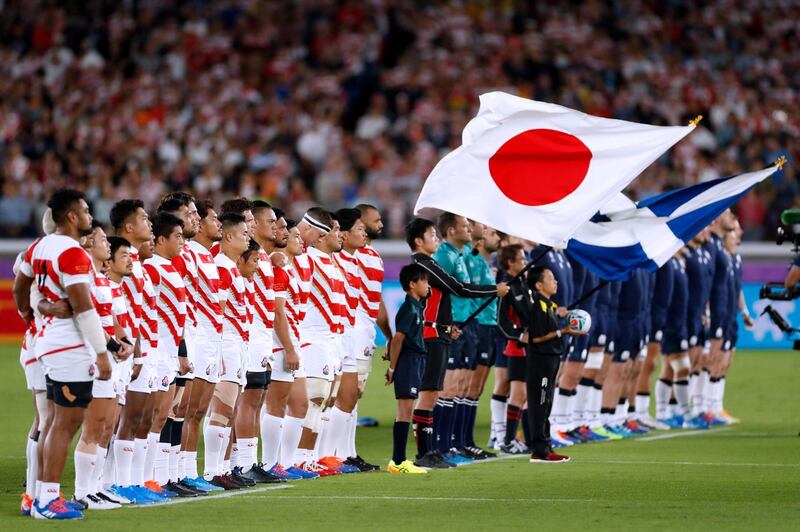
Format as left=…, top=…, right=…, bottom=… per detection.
left=1, top=347, right=798, bottom=530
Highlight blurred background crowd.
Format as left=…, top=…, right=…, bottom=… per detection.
left=0, top=0, right=797, bottom=239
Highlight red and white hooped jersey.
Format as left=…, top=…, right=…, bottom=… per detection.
left=272, top=263, right=304, bottom=345
left=110, top=280, right=134, bottom=339
left=306, top=247, right=345, bottom=336
left=173, top=243, right=200, bottom=329
left=121, top=246, right=145, bottom=341
left=333, top=249, right=362, bottom=329
left=355, top=245, right=384, bottom=322
left=28, top=234, right=92, bottom=346
left=292, top=251, right=314, bottom=319
left=187, top=240, right=222, bottom=334
left=90, top=267, right=114, bottom=336
left=140, top=268, right=159, bottom=350
left=216, top=253, right=249, bottom=342
left=245, top=276, right=255, bottom=328
left=18, top=240, right=45, bottom=335
left=251, top=250, right=275, bottom=331
left=143, top=255, right=187, bottom=348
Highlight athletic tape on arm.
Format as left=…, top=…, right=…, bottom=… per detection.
left=76, top=309, right=107, bottom=356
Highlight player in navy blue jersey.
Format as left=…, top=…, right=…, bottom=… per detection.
left=684, top=227, right=713, bottom=420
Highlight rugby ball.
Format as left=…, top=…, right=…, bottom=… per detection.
left=567, top=309, right=592, bottom=334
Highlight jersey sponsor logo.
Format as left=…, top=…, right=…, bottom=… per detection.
left=410, top=387, right=417, bottom=394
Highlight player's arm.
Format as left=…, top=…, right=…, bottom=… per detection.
left=418, top=258, right=506, bottom=298
left=65, top=282, right=112, bottom=380
left=386, top=332, right=405, bottom=384
left=13, top=270, right=34, bottom=325
left=497, top=289, right=526, bottom=343
left=377, top=298, right=392, bottom=341
left=739, top=290, right=753, bottom=327
left=273, top=296, right=299, bottom=371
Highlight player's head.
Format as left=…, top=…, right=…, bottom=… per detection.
left=469, top=220, right=485, bottom=241
left=48, top=188, right=93, bottom=236
left=399, top=263, right=430, bottom=300
left=405, top=218, right=439, bottom=255
left=284, top=219, right=304, bottom=257
left=499, top=243, right=526, bottom=275
left=355, top=203, right=383, bottom=241
left=251, top=200, right=277, bottom=242
left=299, top=207, right=334, bottom=247
left=237, top=239, right=261, bottom=278
left=110, top=199, right=152, bottom=244
left=528, top=266, right=557, bottom=297
left=83, top=220, right=110, bottom=263
left=271, top=207, right=289, bottom=249
left=438, top=212, right=471, bottom=247
left=139, top=236, right=155, bottom=260
left=220, top=197, right=255, bottom=237
left=723, top=228, right=739, bottom=252
left=219, top=211, right=250, bottom=257
left=481, top=225, right=501, bottom=253
left=316, top=217, right=342, bottom=254
left=159, top=193, right=199, bottom=239
left=152, top=211, right=185, bottom=260
left=335, top=208, right=366, bottom=251
left=107, top=236, right=133, bottom=277
left=197, top=199, right=222, bottom=242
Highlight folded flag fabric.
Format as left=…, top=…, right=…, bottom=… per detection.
left=566, top=166, right=778, bottom=280
left=414, top=91, right=696, bottom=247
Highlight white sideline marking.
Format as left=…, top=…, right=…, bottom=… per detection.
left=127, top=484, right=293, bottom=508
left=581, top=459, right=800, bottom=468
left=239, top=495, right=593, bottom=503
left=637, top=427, right=733, bottom=441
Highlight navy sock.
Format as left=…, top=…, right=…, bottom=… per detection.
left=452, top=397, right=466, bottom=449
left=412, top=409, right=433, bottom=458
left=438, top=399, right=455, bottom=453
left=465, top=397, right=478, bottom=448
left=392, top=421, right=410, bottom=464
left=505, top=404, right=523, bottom=445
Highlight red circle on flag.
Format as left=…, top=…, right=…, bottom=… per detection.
left=488, top=129, right=592, bottom=206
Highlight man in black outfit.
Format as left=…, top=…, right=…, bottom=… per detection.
left=525, top=266, right=586, bottom=463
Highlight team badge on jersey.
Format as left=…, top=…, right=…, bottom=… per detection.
left=323, top=365, right=330, bottom=376
left=261, top=356, right=268, bottom=368
left=162, top=376, right=169, bottom=387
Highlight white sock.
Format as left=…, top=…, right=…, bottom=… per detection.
left=674, top=380, right=690, bottom=417
left=614, top=402, right=626, bottom=424
left=573, top=384, right=590, bottom=425
left=490, top=397, right=507, bottom=441
left=143, top=432, right=159, bottom=483
left=712, top=379, right=723, bottom=414
left=203, top=425, right=226, bottom=477
left=221, top=427, right=232, bottom=472
left=131, top=437, right=148, bottom=486
left=177, top=449, right=186, bottom=480
left=635, top=393, right=650, bottom=418
left=168, top=445, right=180, bottom=483
left=587, top=386, right=602, bottom=426
left=327, top=406, right=351, bottom=459
left=719, top=377, right=726, bottom=412
left=280, top=416, right=304, bottom=467
left=690, top=373, right=703, bottom=415
left=261, top=414, right=283, bottom=468
left=551, top=388, right=572, bottom=429
left=113, top=439, right=135, bottom=487
left=38, top=481, right=60, bottom=506
left=25, top=437, right=37, bottom=498
left=154, top=442, right=171, bottom=485
left=703, top=374, right=715, bottom=414
left=93, top=446, right=107, bottom=495
left=317, top=411, right=332, bottom=457
left=241, top=437, right=258, bottom=469
left=102, top=444, right=115, bottom=489
left=259, top=407, right=270, bottom=463
left=73, top=449, right=96, bottom=500
left=186, top=451, right=198, bottom=479
left=347, top=407, right=358, bottom=458
left=655, top=379, right=671, bottom=419
left=231, top=440, right=240, bottom=469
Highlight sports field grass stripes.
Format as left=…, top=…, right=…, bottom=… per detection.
left=636, top=427, right=734, bottom=441
left=126, top=484, right=293, bottom=508
left=579, top=459, right=800, bottom=468
left=238, top=495, right=596, bottom=503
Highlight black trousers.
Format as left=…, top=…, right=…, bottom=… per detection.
left=525, top=351, right=561, bottom=455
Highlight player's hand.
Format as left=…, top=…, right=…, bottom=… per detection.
left=562, top=326, right=587, bottom=337
left=179, top=356, right=191, bottom=376
left=701, top=315, right=710, bottom=327
left=96, top=352, right=112, bottom=381
left=131, top=362, right=142, bottom=381
left=385, top=367, right=394, bottom=385
left=450, top=326, right=462, bottom=340
left=285, top=348, right=300, bottom=372
left=271, top=252, right=288, bottom=268
left=557, top=306, right=568, bottom=318
left=382, top=343, right=391, bottom=361
left=19, top=308, right=33, bottom=326
left=520, top=332, right=529, bottom=344
left=116, top=341, right=134, bottom=361
left=496, top=283, right=509, bottom=297
left=39, top=299, right=73, bottom=318
left=743, top=314, right=754, bottom=328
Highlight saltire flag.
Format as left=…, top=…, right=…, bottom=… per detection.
left=414, top=91, right=696, bottom=247
left=566, top=166, right=779, bottom=280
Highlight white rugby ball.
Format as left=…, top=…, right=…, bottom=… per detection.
left=567, top=309, right=592, bottom=334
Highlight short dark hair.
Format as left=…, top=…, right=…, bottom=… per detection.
left=241, top=239, right=261, bottom=262
left=152, top=212, right=184, bottom=242
left=335, top=208, right=361, bottom=231
left=220, top=197, right=253, bottom=215
left=219, top=211, right=246, bottom=230
left=159, top=191, right=194, bottom=209
left=437, top=212, right=461, bottom=239
left=527, top=266, right=549, bottom=289
left=251, top=200, right=272, bottom=218
left=498, top=244, right=524, bottom=272
left=91, top=219, right=104, bottom=231
left=355, top=203, right=378, bottom=215
left=110, top=199, right=145, bottom=233
left=157, top=198, right=185, bottom=216
left=196, top=199, right=215, bottom=220
left=304, top=207, right=334, bottom=229
left=47, top=189, right=86, bottom=225
left=399, top=263, right=428, bottom=291
left=108, top=236, right=131, bottom=258
left=405, top=218, right=435, bottom=251
left=285, top=218, right=298, bottom=231
left=272, top=207, right=285, bottom=221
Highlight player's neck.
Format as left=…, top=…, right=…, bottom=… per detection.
left=255, top=235, right=274, bottom=253
left=55, top=225, right=81, bottom=241
left=120, top=232, right=145, bottom=249
left=92, top=257, right=104, bottom=272
left=107, top=271, right=123, bottom=284
left=476, top=243, right=491, bottom=260
left=445, top=238, right=463, bottom=251
left=313, top=244, right=333, bottom=256
left=342, top=244, right=360, bottom=255
left=221, top=244, right=240, bottom=263
left=155, top=250, right=172, bottom=261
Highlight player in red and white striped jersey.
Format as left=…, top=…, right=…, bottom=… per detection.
left=210, top=198, right=256, bottom=257
left=20, top=190, right=112, bottom=519
left=109, top=199, right=157, bottom=495
left=181, top=200, right=223, bottom=488
left=143, top=213, right=188, bottom=489
left=234, top=201, right=282, bottom=482
left=204, top=212, right=251, bottom=488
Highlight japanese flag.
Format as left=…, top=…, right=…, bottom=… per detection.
left=414, top=92, right=696, bottom=247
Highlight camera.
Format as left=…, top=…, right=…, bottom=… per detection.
left=759, top=209, right=800, bottom=349
left=775, top=209, right=800, bottom=248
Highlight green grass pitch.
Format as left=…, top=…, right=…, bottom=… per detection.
left=0, top=347, right=798, bottom=530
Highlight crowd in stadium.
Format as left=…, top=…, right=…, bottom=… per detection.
left=0, top=0, right=798, bottom=239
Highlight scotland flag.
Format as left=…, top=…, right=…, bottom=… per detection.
left=567, top=166, right=779, bottom=280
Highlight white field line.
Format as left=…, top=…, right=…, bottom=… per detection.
left=580, top=459, right=800, bottom=468
left=637, top=427, right=734, bottom=441
left=127, top=484, right=293, bottom=508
